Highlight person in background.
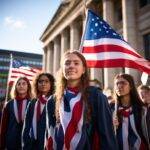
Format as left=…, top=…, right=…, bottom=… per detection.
left=0, top=76, right=32, bottom=150
left=103, top=88, right=115, bottom=104
left=45, top=50, right=118, bottom=150
left=22, top=73, right=55, bottom=150
left=89, top=79, right=103, bottom=91
left=138, top=85, right=150, bottom=149
left=113, top=73, right=148, bottom=150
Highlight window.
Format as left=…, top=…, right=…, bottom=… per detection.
left=139, top=0, right=150, bottom=8
left=143, top=33, right=150, bottom=60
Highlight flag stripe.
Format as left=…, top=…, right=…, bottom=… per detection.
left=82, top=45, right=142, bottom=58
left=85, top=59, right=150, bottom=74
left=83, top=38, right=140, bottom=56
left=83, top=52, right=149, bottom=62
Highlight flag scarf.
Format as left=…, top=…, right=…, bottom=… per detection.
left=80, top=9, right=150, bottom=74
left=9, top=59, right=41, bottom=85
left=46, top=90, right=84, bottom=150
left=118, top=107, right=142, bottom=150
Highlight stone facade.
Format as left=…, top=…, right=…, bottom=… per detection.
left=40, top=0, right=150, bottom=89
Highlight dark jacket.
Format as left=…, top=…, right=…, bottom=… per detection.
left=22, top=99, right=46, bottom=150
left=0, top=99, right=30, bottom=150
left=46, top=86, right=118, bottom=150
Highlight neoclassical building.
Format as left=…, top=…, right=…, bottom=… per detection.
left=40, top=0, right=150, bottom=89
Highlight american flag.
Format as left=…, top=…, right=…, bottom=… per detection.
left=80, top=9, right=150, bottom=74
left=9, top=59, right=41, bottom=85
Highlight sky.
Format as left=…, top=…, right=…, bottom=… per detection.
left=0, top=0, right=61, bottom=54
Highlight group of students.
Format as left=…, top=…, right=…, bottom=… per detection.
left=0, top=50, right=149, bottom=150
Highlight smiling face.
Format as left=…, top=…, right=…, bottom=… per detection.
left=38, top=75, right=51, bottom=96
left=114, top=77, right=131, bottom=97
left=16, top=79, right=28, bottom=96
left=62, top=53, right=85, bottom=87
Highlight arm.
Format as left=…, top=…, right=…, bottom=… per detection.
left=91, top=88, right=118, bottom=150
left=0, top=102, right=9, bottom=150
left=22, top=101, right=34, bottom=150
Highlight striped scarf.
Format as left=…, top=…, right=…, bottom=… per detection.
left=46, top=88, right=84, bottom=150
left=13, top=96, right=28, bottom=123
left=118, top=106, right=142, bottom=150
left=30, top=95, right=51, bottom=139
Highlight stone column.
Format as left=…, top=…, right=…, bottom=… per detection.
left=103, top=0, right=122, bottom=89
left=47, top=42, right=53, bottom=74
left=43, top=47, right=47, bottom=72
left=46, top=45, right=50, bottom=72
left=70, top=21, right=80, bottom=51
left=122, top=0, right=140, bottom=85
left=53, top=36, right=61, bottom=75
left=61, top=28, right=69, bottom=57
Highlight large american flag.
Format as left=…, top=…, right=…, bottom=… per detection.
left=9, top=59, right=41, bottom=85
left=80, top=9, right=150, bottom=74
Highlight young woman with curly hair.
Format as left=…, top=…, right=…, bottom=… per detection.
left=22, top=73, right=55, bottom=150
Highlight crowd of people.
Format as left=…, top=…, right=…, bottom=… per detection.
left=0, top=50, right=149, bottom=150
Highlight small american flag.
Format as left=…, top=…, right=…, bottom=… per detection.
left=80, top=9, right=150, bottom=74
left=9, top=59, right=41, bottom=85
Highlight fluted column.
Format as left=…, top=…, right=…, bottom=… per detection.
left=70, top=21, right=80, bottom=50
left=53, top=37, right=61, bottom=75
left=103, top=0, right=122, bottom=89
left=47, top=42, right=53, bottom=73
left=43, top=47, right=47, bottom=72
left=46, top=45, right=50, bottom=72
left=122, top=0, right=140, bottom=84
left=61, top=28, right=69, bottom=57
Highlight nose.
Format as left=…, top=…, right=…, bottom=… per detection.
left=68, top=62, right=75, bottom=68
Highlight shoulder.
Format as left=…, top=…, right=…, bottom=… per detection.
left=26, top=99, right=37, bottom=109
left=47, top=95, right=55, bottom=108
left=87, top=86, right=107, bottom=101
left=4, top=99, right=14, bottom=107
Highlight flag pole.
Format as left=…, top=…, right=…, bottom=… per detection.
left=113, top=98, right=118, bottom=135
left=83, top=0, right=87, bottom=15
left=5, top=54, right=13, bottom=102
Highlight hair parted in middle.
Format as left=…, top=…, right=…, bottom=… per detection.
left=55, top=50, right=91, bottom=123
left=10, top=76, right=32, bottom=99
left=33, top=72, right=55, bottom=98
left=114, top=73, right=144, bottom=106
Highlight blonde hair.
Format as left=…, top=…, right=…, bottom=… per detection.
left=10, top=76, right=32, bottom=99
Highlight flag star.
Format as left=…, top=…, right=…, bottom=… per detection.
left=106, top=30, right=109, bottom=33
left=100, top=21, right=103, bottom=24
left=103, top=25, right=107, bottom=29
left=95, top=23, right=98, bottom=27
left=96, top=17, right=99, bottom=20
left=94, top=32, right=97, bottom=36
left=113, top=33, right=117, bottom=36
left=91, top=28, right=94, bottom=31
left=99, top=28, right=101, bottom=31
left=92, top=18, right=95, bottom=21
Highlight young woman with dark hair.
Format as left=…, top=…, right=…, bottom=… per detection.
left=113, top=73, right=148, bottom=150
left=45, top=50, right=117, bottom=150
left=0, top=76, right=32, bottom=149
left=22, top=73, right=55, bottom=150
